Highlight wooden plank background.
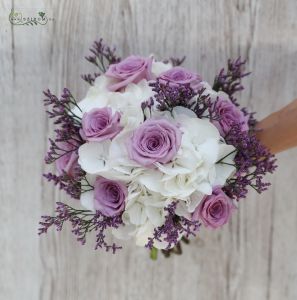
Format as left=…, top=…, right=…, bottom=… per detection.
left=1, top=0, right=297, bottom=299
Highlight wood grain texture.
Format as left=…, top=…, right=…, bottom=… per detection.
left=1, top=0, right=297, bottom=299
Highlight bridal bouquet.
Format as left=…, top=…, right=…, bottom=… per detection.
left=39, top=39, right=277, bottom=258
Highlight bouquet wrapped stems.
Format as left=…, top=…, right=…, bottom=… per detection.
left=256, top=99, right=297, bottom=154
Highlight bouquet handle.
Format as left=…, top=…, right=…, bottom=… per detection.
left=256, top=99, right=297, bottom=154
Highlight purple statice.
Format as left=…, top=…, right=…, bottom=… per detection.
left=221, top=125, right=277, bottom=200
left=146, top=202, right=200, bottom=251
left=244, top=109, right=257, bottom=129
left=38, top=202, right=123, bottom=253
left=212, top=57, right=257, bottom=132
left=149, top=80, right=220, bottom=121
left=82, top=38, right=121, bottom=85
left=141, top=97, right=155, bottom=121
left=149, top=80, right=196, bottom=112
left=212, top=57, right=251, bottom=105
left=189, top=87, right=221, bottom=120
left=43, top=171, right=93, bottom=200
left=160, top=237, right=190, bottom=258
left=44, top=88, right=83, bottom=164
left=212, top=57, right=277, bottom=200
left=43, top=88, right=87, bottom=199
left=81, top=72, right=101, bottom=86
left=163, top=56, right=186, bottom=67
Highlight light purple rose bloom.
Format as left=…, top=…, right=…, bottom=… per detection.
left=158, top=67, right=202, bottom=90
left=192, top=187, right=235, bottom=229
left=80, top=107, right=123, bottom=142
left=93, top=177, right=127, bottom=217
left=128, top=119, right=182, bottom=167
left=105, top=55, right=153, bottom=91
left=55, top=142, right=79, bottom=177
left=212, top=97, right=249, bottom=136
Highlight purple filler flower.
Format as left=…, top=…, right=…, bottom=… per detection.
left=192, top=187, right=235, bottom=229
left=212, top=97, right=249, bottom=136
left=80, top=107, right=123, bottom=142
left=128, top=119, right=182, bottom=167
left=94, top=177, right=127, bottom=217
left=55, top=143, right=79, bottom=177
left=105, top=55, right=153, bottom=91
left=158, top=67, right=202, bottom=90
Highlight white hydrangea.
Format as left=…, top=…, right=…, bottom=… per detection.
left=76, top=63, right=236, bottom=249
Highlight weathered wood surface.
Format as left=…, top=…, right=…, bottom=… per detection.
left=1, top=1, right=297, bottom=299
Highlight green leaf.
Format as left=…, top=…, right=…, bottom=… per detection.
left=150, top=247, right=158, bottom=261
left=39, top=12, right=45, bottom=19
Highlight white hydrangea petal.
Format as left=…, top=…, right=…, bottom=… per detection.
left=84, top=174, right=97, bottom=186
left=93, top=75, right=114, bottom=91
left=145, top=197, right=166, bottom=208
left=123, top=183, right=168, bottom=240
left=175, top=201, right=191, bottom=218
left=112, top=223, right=136, bottom=240
left=208, top=166, right=217, bottom=184
left=126, top=203, right=145, bottom=225
left=199, top=138, right=220, bottom=165
left=187, top=191, right=204, bottom=212
left=125, top=191, right=141, bottom=209
left=138, top=171, right=164, bottom=194
left=172, top=106, right=197, bottom=118
left=217, top=143, right=237, bottom=163
left=146, top=206, right=164, bottom=227
left=125, top=79, right=155, bottom=104
left=155, top=162, right=190, bottom=176
left=196, top=181, right=212, bottom=195
left=135, top=221, right=167, bottom=249
left=80, top=190, right=95, bottom=211
left=198, top=81, right=230, bottom=102
left=163, top=178, right=196, bottom=199
left=108, top=132, right=145, bottom=181
left=214, top=164, right=236, bottom=186
left=187, top=170, right=200, bottom=184
left=176, top=149, right=203, bottom=171
left=109, top=131, right=140, bottom=167
left=180, top=116, right=220, bottom=144
left=135, top=222, right=154, bottom=247
left=151, top=60, right=172, bottom=77
left=73, top=93, right=109, bottom=118
left=213, top=143, right=237, bottom=186
left=108, top=91, right=133, bottom=111
left=78, top=141, right=111, bottom=174
left=120, top=106, right=144, bottom=130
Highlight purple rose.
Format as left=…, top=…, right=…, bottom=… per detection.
left=93, top=177, right=127, bottom=217
left=56, top=143, right=79, bottom=177
left=105, top=55, right=153, bottom=91
left=80, top=107, right=123, bottom=142
left=158, top=67, right=202, bottom=90
left=212, top=97, right=249, bottom=136
left=192, top=187, right=235, bottom=229
left=128, top=119, right=182, bottom=167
